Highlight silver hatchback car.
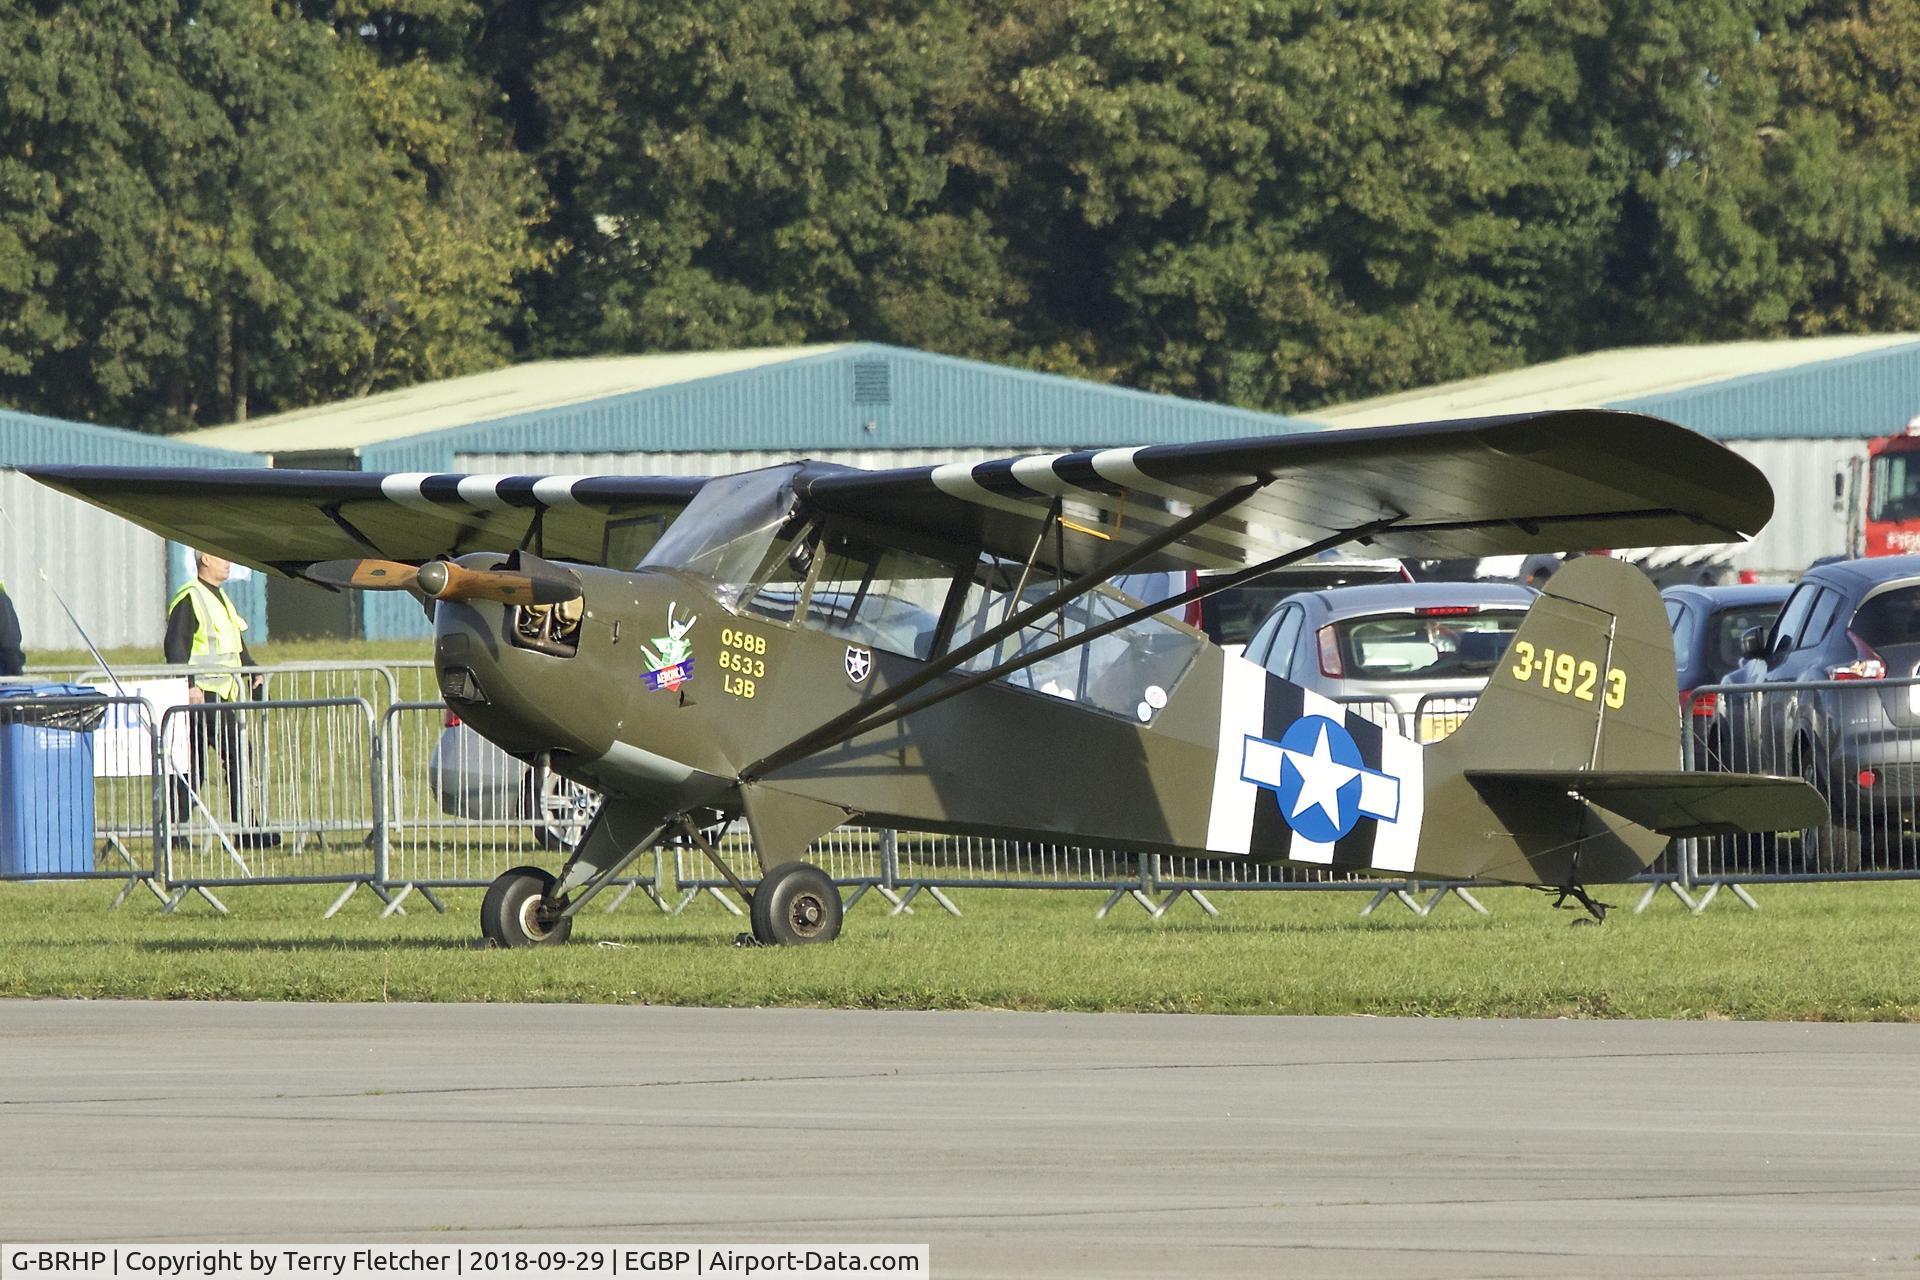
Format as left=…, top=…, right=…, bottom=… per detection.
left=1241, top=580, right=1538, bottom=741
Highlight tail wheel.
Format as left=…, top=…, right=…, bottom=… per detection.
left=749, top=862, right=843, bottom=945
left=480, top=864, right=574, bottom=947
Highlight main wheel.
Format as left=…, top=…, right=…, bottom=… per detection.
left=480, top=864, right=574, bottom=947
left=749, top=861, right=843, bottom=945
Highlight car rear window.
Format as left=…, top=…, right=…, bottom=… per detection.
left=1705, top=605, right=1785, bottom=680
left=1332, top=611, right=1524, bottom=680
left=1852, top=585, right=1920, bottom=649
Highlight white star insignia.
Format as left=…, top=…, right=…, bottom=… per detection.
left=1280, top=723, right=1361, bottom=829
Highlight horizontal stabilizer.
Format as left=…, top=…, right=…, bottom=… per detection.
left=1466, top=770, right=1826, bottom=838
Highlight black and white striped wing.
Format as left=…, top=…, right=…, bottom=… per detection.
left=20, top=467, right=706, bottom=574
left=795, top=409, right=1774, bottom=573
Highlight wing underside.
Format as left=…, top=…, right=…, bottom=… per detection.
left=20, top=468, right=706, bottom=576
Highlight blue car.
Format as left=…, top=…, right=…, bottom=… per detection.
left=1661, top=583, right=1792, bottom=768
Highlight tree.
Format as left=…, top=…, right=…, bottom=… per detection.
left=529, top=0, right=1026, bottom=360
left=0, top=0, right=547, bottom=430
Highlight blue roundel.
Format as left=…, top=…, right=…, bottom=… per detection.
left=1274, top=714, right=1365, bottom=843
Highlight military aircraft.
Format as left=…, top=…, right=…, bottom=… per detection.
left=27, top=409, right=1824, bottom=945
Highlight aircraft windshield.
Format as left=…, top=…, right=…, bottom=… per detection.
left=639, top=466, right=803, bottom=601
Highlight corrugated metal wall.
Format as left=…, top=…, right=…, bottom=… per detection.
left=358, top=346, right=1315, bottom=475
left=1724, top=438, right=1867, bottom=577
left=0, top=470, right=169, bottom=654
left=0, top=409, right=265, bottom=654
left=1613, top=342, right=1920, bottom=440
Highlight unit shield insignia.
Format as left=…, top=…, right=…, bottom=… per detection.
left=845, top=645, right=873, bottom=685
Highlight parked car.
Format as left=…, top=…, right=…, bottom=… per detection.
left=1116, top=552, right=1410, bottom=653
left=1241, top=581, right=1537, bottom=740
left=429, top=711, right=598, bottom=850
left=1661, top=582, right=1792, bottom=768
left=1719, top=555, right=1920, bottom=869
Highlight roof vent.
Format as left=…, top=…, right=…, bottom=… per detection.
left=852, top=361, right=891, bottom=406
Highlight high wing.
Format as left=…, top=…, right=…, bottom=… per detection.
left=792, top=408, right=1771, bottom=573
left=23, top=408, right=1765, bottom=582
left=19, top=467, right=706, bottom=577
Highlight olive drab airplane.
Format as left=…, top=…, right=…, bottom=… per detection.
left=26, top=410, right=1824, bottom=946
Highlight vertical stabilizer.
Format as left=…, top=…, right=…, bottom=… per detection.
left=1420, top=555, right=1680, bottom=884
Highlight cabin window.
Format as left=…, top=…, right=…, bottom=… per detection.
left=803, top=536, right=955, bottom=659
left=949, top=558, right=1202, bottom=722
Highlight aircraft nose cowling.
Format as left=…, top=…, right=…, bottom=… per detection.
left=431, top=581, right=610, bottom=762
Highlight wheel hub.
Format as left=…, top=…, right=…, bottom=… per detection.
left=518, top=893, right=560, bottom=941
left=790, top=893, right=824, bottom=935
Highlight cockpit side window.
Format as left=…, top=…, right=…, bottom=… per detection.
left=802, top=534, right=956, bottom=659
left=949, top=556, right=1203, bottom=722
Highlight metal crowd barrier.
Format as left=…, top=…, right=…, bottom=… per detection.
left=22, top=661, right=1920, bottom=922
left=157, top=696, right=381, bottom=914
left=1678, top=675, right=1920, bottom=888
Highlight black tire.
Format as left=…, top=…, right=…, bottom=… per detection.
left=1796, top=744, right=1864, bottom=874
left=480, top=864, right=574, bottom=947
left=749, top=861, right=843, bottom=945
left=1802, top=822, right=1864, bottom=873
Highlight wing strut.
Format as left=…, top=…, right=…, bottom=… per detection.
left=741, top=509, right=1401, bottom=782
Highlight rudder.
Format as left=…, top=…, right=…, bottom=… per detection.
left=1436, top=555, right=1680, bottom=775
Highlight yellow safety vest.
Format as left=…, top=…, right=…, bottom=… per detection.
left=170, top=578, right=247, bottom=699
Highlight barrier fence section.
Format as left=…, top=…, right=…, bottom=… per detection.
left=158, top=696, right=381, bottom=914
left=1680, top=675, right=1920, bottom=889
left=379, top=700, right=647, bottom=910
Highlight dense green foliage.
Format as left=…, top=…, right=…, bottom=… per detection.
left=2, top=0, right=1915, bottom=429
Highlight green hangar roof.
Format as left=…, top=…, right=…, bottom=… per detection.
left=1311, top=334, right=1920, bottom=439
left=2, top=406, right=259, bottom=468
left=177, top=343, right=1319, bottom=472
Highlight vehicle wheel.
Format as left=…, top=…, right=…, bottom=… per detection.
left=480, top=864, right=574, bottom=947
left=1795, top=744, right=1864, bottom=874
left=530, top=770, right=597, bottom=852
left=748, top=861, right=843, bottom=945
left=1801, top=822, right=1864, bottom=874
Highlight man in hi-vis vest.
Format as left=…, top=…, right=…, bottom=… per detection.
left=165, top=550, right=276, bottom=846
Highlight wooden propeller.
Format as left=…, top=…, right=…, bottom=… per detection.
left=308, top=558, right=582, bottom=606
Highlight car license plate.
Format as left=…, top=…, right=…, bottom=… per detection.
left=1417, top=712, right=1465, bottom=743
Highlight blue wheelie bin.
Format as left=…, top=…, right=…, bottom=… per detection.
left=0, top=683, right=106, bottom=876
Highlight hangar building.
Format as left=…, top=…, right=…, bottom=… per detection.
left=1312, top=333, right=1920, bottom=578
left=179, top=344, right=1318, bottom=639
left=0, top=409, right=261, bottom=655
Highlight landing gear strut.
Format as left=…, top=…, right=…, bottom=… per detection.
left=477, top=806, right=845, bottom=948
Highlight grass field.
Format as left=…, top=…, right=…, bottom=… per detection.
left=2, top=877, right=1917, bottom=1019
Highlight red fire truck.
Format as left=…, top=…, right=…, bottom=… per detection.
left=1862, top=416, right=1920, bottom=557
